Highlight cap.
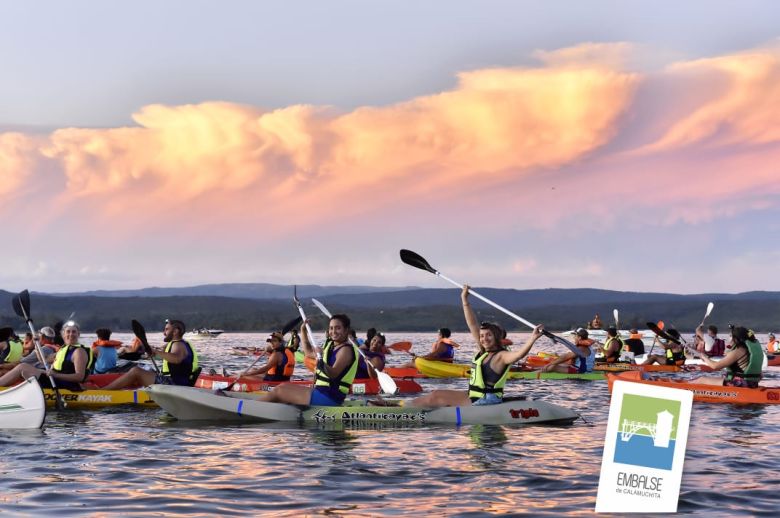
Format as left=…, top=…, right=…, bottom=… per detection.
left=40, top=326, right=56, bottom=338
left=576, top=328, right=589, bottom=339
left=266, top=332, right=283, bottom=342
left=769, top=332, right=776, bottom=338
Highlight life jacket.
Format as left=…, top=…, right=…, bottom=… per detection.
left=162, top=340, right=200, bottom=386
left=52, top=344, right=95, bottom=381
left=314, top=341, right=359, bottom=397
left=709, top=337, right=726, bottom=357
left=286, top=335, right=300, bottom=352
left=265, top=348, right=295, bottom=381
left=573, top=338, right=596, bottom=373
left=1, top=339, right=24, bottom=363
left=468, top=350, right=511, bottom=400
left=766, top=339, right=778, bottom=354
left=602, top=336, right=623, bottom=361
left=725, top=340, right=764, bottom=383
left=91, top=339, right=123, bottom=350
left=356, top=351, right=386, bottom=379
left=665, top=347, right=685, bottom=365
left=431, top=340, right=455, bottom=361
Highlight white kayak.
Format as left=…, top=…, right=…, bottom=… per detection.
left=0, top=377, right=45, bottom=429
left=147, top=385, right=580, bottom=426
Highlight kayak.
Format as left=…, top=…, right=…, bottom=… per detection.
left=606, top=371, right=780, bottom=405
left=147, top=384, right=580, bottom=425
left=413, top=358, right=599, bottom=380
left=593, top=363, right=713, bottom=373
left=768, top=355, right=780, bottom=367
left=0, top=377, right=45, bottom=429
left=194, top=374, right=423, bottom=395
left=0, top=386, right=158, bottom=408
left=511, top=371, right=606, bottom=380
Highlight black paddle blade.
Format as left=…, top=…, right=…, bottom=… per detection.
left=646, top=322, right=680, bottom=345
left=400, top=249, right=437, bottom=274
left=282, top=316, right=303, bottom=335
left=0, top=327, right=13, bottom=342
left=131, top=319, right=154, bottom=355
left=11, top=290, right=31, bottom=320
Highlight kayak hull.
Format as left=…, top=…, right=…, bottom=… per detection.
left=414, top=358, right=603, bottom=380
left=606, top=371, right=780, bottom=405
left=0, top=387, right=158, bottom=408
left=0, top=377, right=45, bottom=429
left=148, top=385, right=579, bottom=425
left=194, top=374, right=423, bottom=395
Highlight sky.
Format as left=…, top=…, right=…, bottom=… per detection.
left=1, top=1, right=780, bottom=294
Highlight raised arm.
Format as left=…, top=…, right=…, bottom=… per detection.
left=499, top=325, right=544, bottom=366
left=300, top=322, right=317, bottom=360
left=462, top=285, right=480, bottom=345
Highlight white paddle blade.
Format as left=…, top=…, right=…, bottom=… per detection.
left=613, top=309, right=619, bottom=325
left=377, top=371, right=398, bottom=395
left=311, top=298, right=332, bottom=318
left=705, top=302, right=714, bottom=318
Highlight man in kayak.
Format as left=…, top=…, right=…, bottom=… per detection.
left=259, top=314, right=359, bottom=406
left=103, top=319, right=200, bottom=389
left=355, top=333, right=387, bottom=379
left=642, top=329, right=686, bottom=366
left=0, top=321, right=94, bottom=390
left=693, top=326, right=764, bottom=387
left=242, top=332, right=295, bottom=381
left=598, top=327, right=623, bottom=363
left=398, top=327, right=459, bottom=369
left=397, top=286, right=544, bottom=408
left=541, top=328, right=596, bottom=373
left=589, top=314, right=603, bottom=330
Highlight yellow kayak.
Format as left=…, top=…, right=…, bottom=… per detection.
left=1, top=386, right=157, bottom=408
left=414, top=358, right=470, bottom=378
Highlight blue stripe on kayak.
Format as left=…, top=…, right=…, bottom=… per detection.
left=455, top=406, right=461, bottom=426
left=133, top=391, right=138, bottom=404
left=237, top=399, right=243, bottom=417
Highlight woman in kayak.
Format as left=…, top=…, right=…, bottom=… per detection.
left=355, top=333, right=387, bottom=379
left=260, top=314, right=359, bottom=406
left=540, top=328, right=596, bottom=373
left=400, top=286, right=544, bottom=408
left=642, top=329, right=686, bottom=366
left=243, top=332, right=295, bottom=381
left=693, top=326, right=763, bottom=387
left=398, top=327, right=460, bottom=369
left=0, top=321, right=93, bottom=390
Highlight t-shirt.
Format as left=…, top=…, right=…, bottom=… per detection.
left=20, top=345, right=57, bottom=368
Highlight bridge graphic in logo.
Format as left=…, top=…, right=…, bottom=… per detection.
left=613, top=394, right=681, bottom=470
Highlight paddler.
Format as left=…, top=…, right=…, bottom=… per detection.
left=622, top=329, right=646, bottom=356
left=355, top=333, right=387, bottom=379
left=243, top=332, right=295, bottom=381
left=598, top=327, right=623, bottom=363
left=286, top=329, right=301, bottom=352
left=92, top=327, right=123, bottom=373
left=695, top=325, right=725, bottom=357
left=118, top=336, right=144, bottom=361
left=392, top=286, right=544, bottom=407
left=398, top=327, right=459, bottom=369
left=0, top=328, right=24, bottom=365
left=589, top=314, right=603, bottom=330
left=259, top=313, right=359, bottom=406
left=692, top=326, right=764, bottom=387
left=0, top=321, right=93, bottom=390
left=540, top=328, right=596, bottom=373
left=103, top=319, right=200, bottom=389
left=641, top=328, right=685, bottom=366
left=766, top=332, right=778, bottom=354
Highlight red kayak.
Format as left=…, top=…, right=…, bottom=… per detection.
left=194, top=374, right=423, bottom=395
left=768, top=355, right=780, bottom=367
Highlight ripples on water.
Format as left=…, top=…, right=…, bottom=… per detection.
left=1, top=332, right=779, bottom=516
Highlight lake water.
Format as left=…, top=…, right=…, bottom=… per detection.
left=2, top=331, right=779, bottom=516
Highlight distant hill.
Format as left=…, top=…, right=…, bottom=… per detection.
left=1, top=285, right=779, bottom=332
left=45, top=283, right=419, bottom=300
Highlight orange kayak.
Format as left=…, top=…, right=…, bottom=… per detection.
left=767, top=355, right=780, bottom=367
left=595, top=363, right=714, bottom=373
left=606, top=371, right=780, bottom=404
left=195, top=374, right=423, bottom=395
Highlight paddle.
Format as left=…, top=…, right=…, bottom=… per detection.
left=222, top=316, right=303, bottom=392
left=311, top=298, right=398, bottom=394
left=613, top=309, right=620, bottom=332
left=400, top=249, right=584, bottom=357
left=293, top=285, right=321, bottom=360
left=699, top=302, right=715, bottom=328
left=388, top=341, right=412, bottom=352
left=11, top=289, right=65, bottom=409
left=646, top=322, right=700, bottom=359
left=130, top=320, right=161, bottom=375
left=646, top=320, right=664, bottom=357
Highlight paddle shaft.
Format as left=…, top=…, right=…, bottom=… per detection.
left=15, top=298, right=65, bottom=409
left=294, top=302, right=321, bottom=361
